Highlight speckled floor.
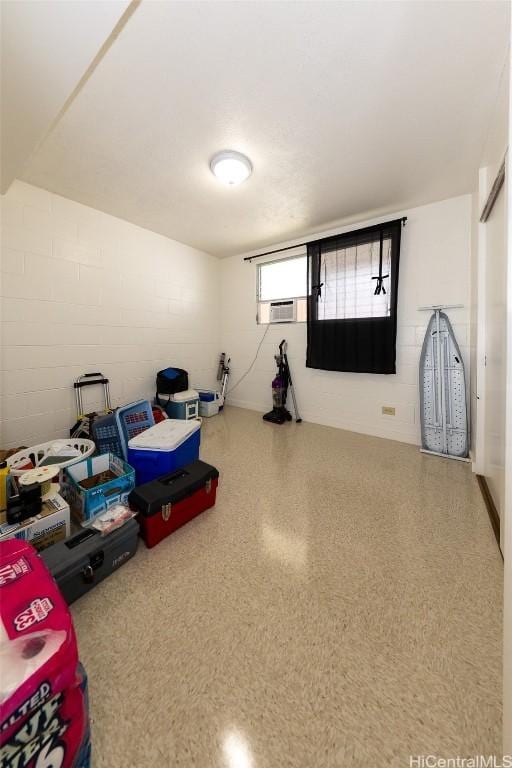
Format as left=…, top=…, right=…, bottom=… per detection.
left=71, top=406, right=503, bottom=768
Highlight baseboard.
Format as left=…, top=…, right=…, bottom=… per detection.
left=476, top=475, right=502, bottom=555
left=225, top=398, right=420, bottom=446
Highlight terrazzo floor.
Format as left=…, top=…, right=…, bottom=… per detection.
left=71, top=406, right=503, bottom=768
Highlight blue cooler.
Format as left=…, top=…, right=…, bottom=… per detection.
left=127, top=419, right=201, bottom=485
left=159, top=389, right=199, bottom=420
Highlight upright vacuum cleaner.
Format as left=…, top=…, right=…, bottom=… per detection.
left=263, top=340, right=302, bottom=424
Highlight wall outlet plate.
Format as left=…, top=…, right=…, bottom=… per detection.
left=382, top=406, right=395, bottom=416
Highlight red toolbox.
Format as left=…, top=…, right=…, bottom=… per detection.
left=128, top=460, right=219, bottom=548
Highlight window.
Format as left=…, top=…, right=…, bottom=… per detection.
left=307, top=219, right=403, bottom=374
left=257, top=255, right=307, bottom=323
left=314, top=237, right=392, bottom=321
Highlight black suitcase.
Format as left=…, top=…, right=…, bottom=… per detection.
left=41, top=518, right=139, bottom=604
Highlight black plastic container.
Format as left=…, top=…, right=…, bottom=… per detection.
left=41, top=518, right=139, bottom=604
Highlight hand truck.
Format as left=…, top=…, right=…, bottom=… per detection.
left=70, top=373, right=112, bottom=439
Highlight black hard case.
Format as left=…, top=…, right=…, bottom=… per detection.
left=128, top=460, right=219, bottom=548
left=41, top=518, right=139, bottom=604
left=129, top=460, right=219, bottom=516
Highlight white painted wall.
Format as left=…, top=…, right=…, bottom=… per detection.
left=0, top=0, right=133, bottom=191
left=483, top=175, right=508, bottom=531
left=220, top=195, right=471, bottom=446
left=469, top=177, right=481, bottom=465
left=472, top=54, right=509, bottom=526
left=501, top=20, right=512, bottom=756
left=0, top=181, right=219, bottom=449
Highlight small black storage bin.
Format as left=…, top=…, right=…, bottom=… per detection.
left=41, top=518, right=139, bottom=604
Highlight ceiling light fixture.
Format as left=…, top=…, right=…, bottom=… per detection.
left=210, top=150, right=253, bottom=186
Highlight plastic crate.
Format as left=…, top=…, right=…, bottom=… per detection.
left=115, top=400, right=154, bottom=459
left=197, top=389, right=221, bottom=417
left=92, top=412, right=123, bottom=457
left=62, top=453, right=135, bottom=524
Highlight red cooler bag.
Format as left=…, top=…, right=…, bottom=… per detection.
left=128, top=460, right=219, bottom=548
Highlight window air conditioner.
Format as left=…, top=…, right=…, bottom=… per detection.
left=269, top=299, right=296, bottom=323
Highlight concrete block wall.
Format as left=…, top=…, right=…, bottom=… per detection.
left=0, top=183, right=472, bottom=450
left=0, top=181, right=220, bottom=449
left=220, top=195, right=472, bottom=445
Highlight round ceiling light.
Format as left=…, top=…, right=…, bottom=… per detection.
left=210, top=150, right=253, bottom=186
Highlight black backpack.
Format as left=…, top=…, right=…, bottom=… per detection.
left=155, top=367, right=188, bottom=406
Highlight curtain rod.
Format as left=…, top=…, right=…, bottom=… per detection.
left=243, top=216, right=407, bottom=262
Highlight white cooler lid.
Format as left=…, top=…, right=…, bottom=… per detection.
left=169, top=389, right=198, bottom=402
left=128, top=418, right=200, bottom=452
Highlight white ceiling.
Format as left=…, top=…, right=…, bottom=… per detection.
left=0, top=0, right=132, bottom=193
left=18, top=0, right=510, bottom=257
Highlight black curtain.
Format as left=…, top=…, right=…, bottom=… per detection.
left=306, top=219, right=402, bottom=374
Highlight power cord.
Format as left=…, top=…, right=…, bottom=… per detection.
left=226, top=324, right=271, bottom=396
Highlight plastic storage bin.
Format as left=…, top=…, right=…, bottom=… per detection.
left=62, top=453, right=136, bottom=524
left=127, top=419, right=201, bottom=485
left=92, top=412, right=123, bottom=457
left=160, top=389, right=199, bottom=420
left=115, top=400, right=154, bottom=458
left=197, top=390, right=221, bottom=417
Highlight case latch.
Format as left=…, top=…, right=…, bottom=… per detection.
left=82, top=565, right=94, bottom=583
left=205, top=479, right=212, bottom=494
left=161, top=503, right=172, bottom=522
left=82, top=551, right=104, bottom=583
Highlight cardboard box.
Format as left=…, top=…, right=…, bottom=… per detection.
left=61, top=453, right=135, bottom=524
left=0, top=492, right=70, bottom=550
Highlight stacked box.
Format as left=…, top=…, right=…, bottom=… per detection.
left=0, top=493, right=70, bottom=551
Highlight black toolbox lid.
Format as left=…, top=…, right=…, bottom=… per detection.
left=40, top=517, right=139, bottom=579
left=128, top=460, right=219, bottom=517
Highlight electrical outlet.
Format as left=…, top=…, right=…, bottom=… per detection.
left=382, top=406, right=395, bottom=416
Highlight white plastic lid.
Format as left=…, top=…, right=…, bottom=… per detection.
left=169, top=389, right=198, bottom=402
left=128, top=419, right=200, bottom=452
